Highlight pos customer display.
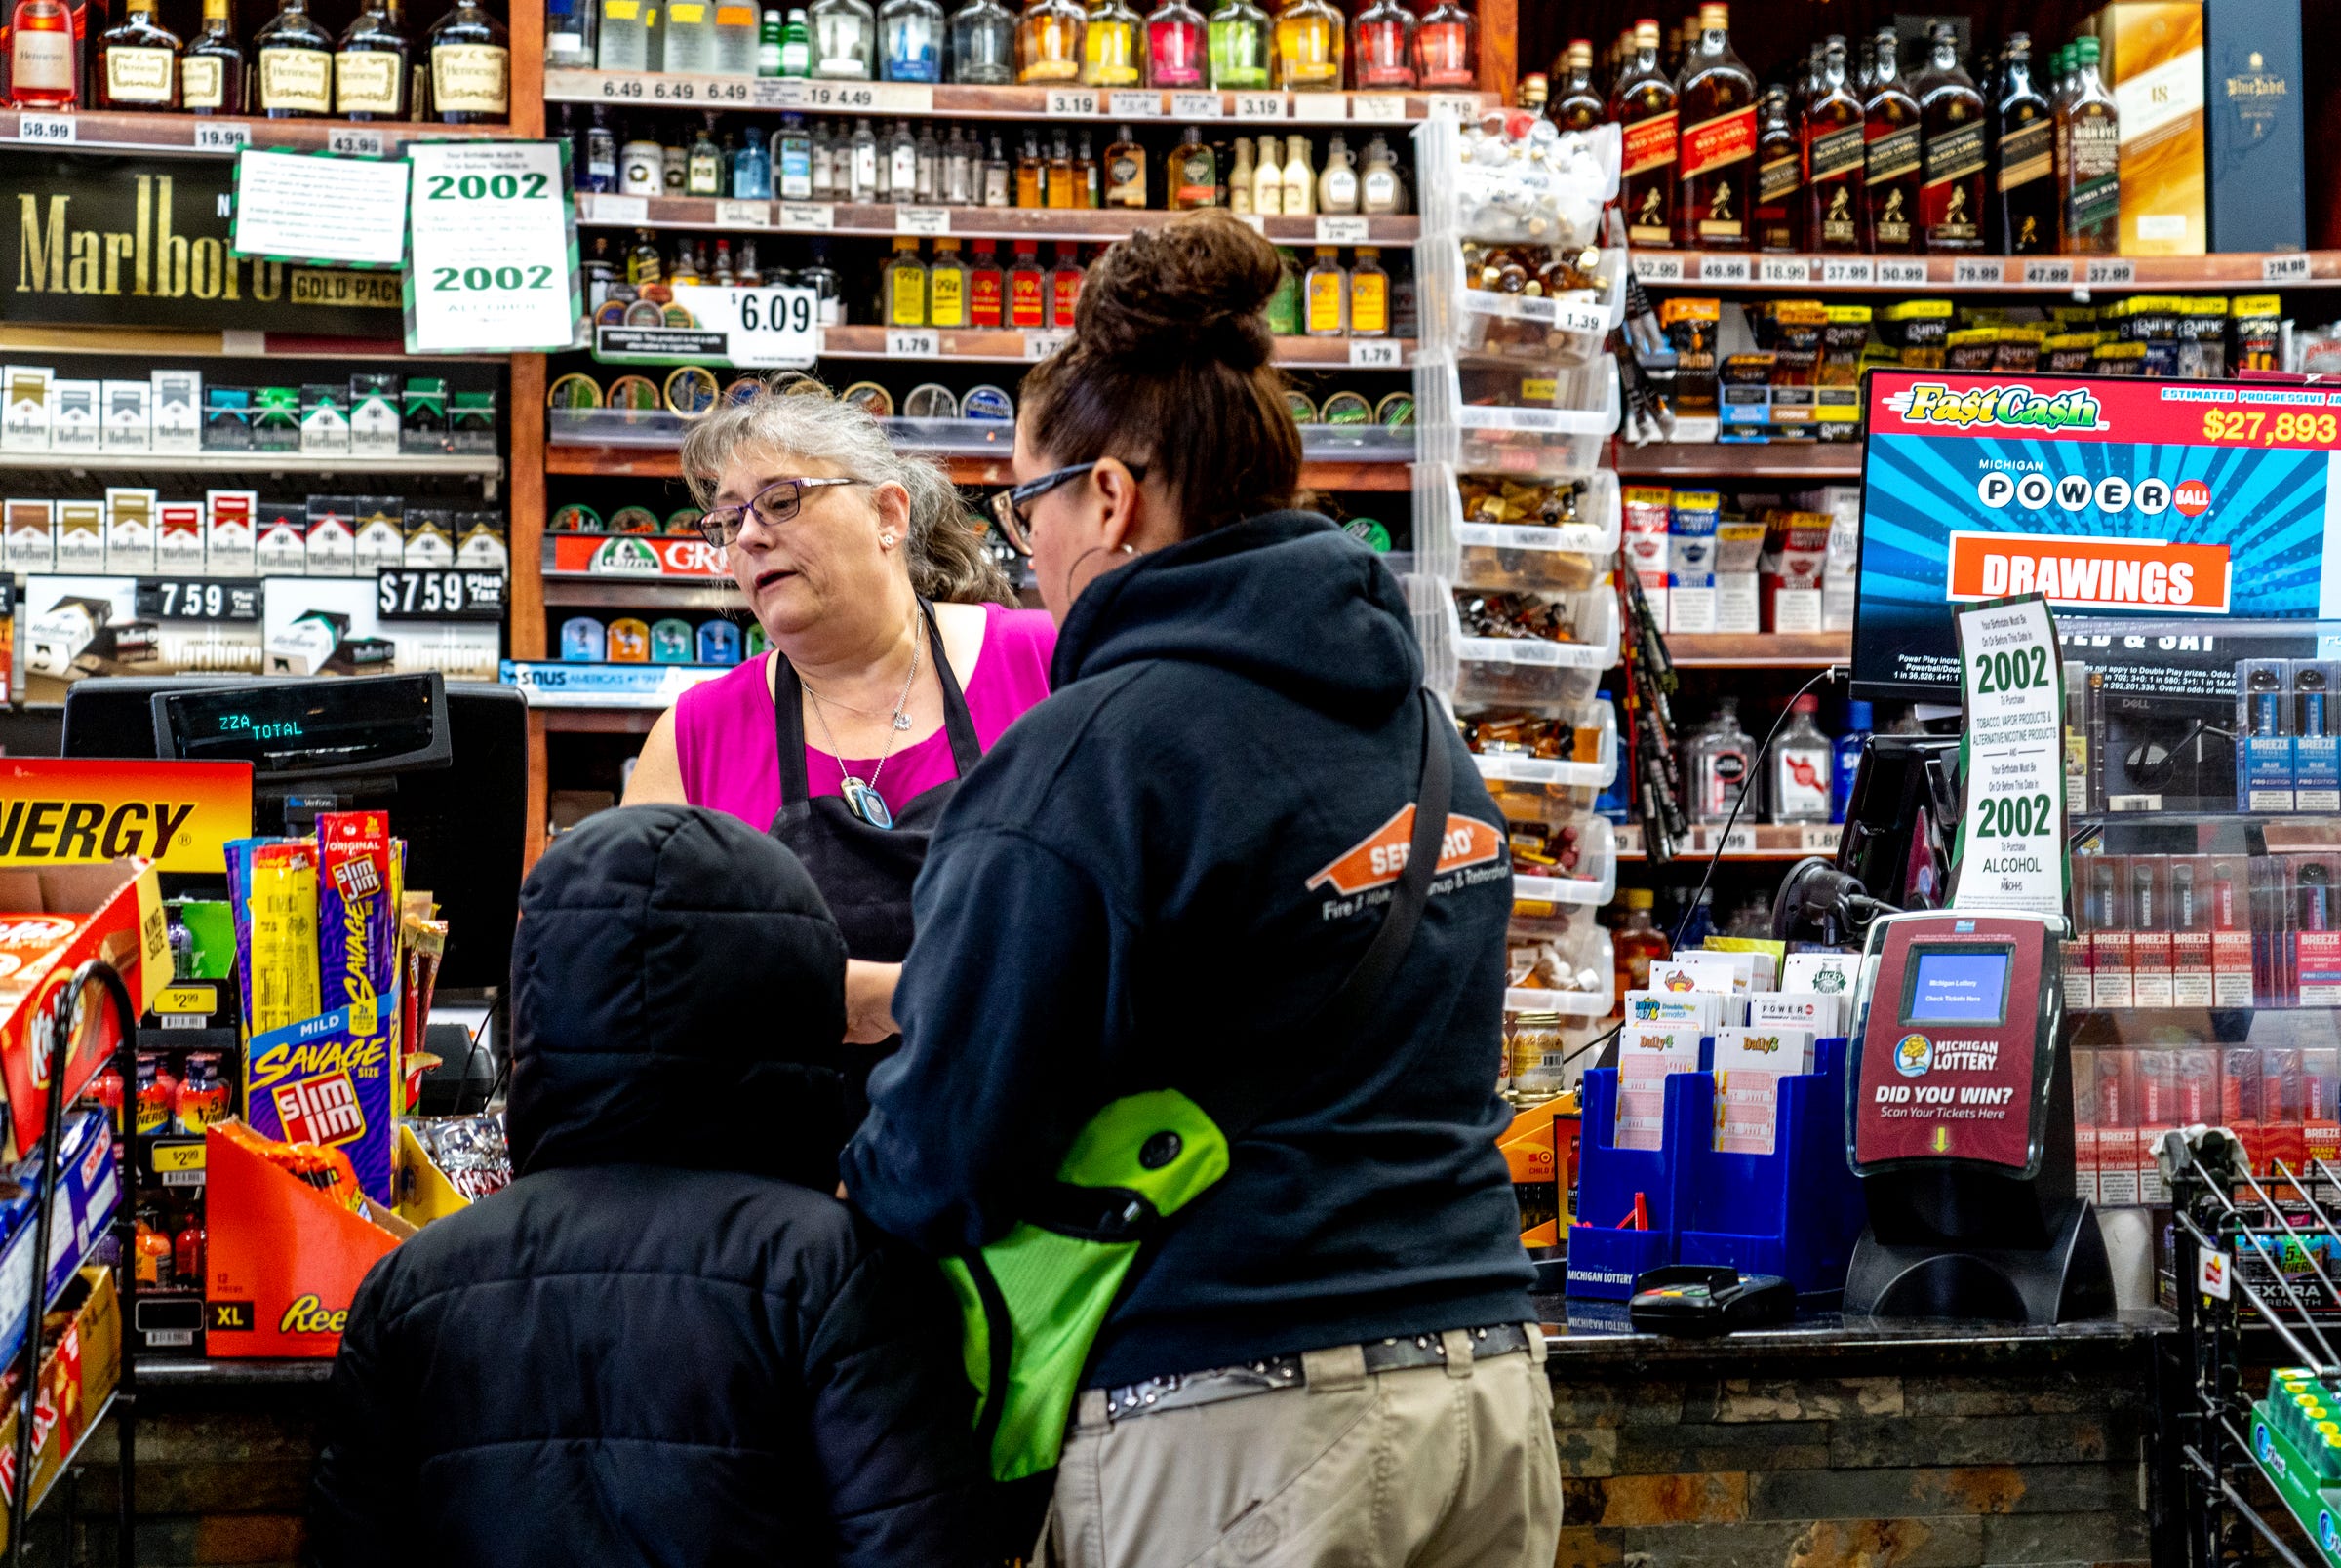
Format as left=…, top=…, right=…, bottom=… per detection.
left=58, top=673, right=525, bottom=991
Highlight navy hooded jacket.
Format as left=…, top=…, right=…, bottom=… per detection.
left=843, top=511, right=1535, bottom=1388
left=309, top=805, right=991, bottom=1568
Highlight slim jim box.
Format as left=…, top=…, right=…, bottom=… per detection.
left=2094, top=0, right=2208, bottom=255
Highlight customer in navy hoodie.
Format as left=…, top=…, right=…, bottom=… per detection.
left=843, top=212, right=1559, bottom=1565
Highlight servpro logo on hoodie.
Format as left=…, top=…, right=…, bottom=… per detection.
left=1307, top=804, right=1507, bottom=915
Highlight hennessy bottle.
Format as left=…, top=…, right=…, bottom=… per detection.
left=179, top=0, right=246, bottom=112
left=96, top=0, right=181, bottom=108
left=334, top=0, right=410, bottom=120
left=254, top=0, right=334, bottom=117
left=1802, top=34, right=1863, bottom=253
left=1672, top=2, right=1756, bottom=250
left=427, top=0, right=510, bottom=122
left=1914, top=21, right=1985, bottom=252
left=1993, top=31, right=2056, bottom=255
left=1611, top=19, right=1677, bottom=248
left=1861, top=23, right=1921, bottom=253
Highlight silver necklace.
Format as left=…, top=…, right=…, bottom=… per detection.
left=803, top=620, right=922, bottom=829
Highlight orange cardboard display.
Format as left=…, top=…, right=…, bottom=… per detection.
left=205, top=1121, right=414, bottom=1358
left=0, top=1267, right=120, bottom=1549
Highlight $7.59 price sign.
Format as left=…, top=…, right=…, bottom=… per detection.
left=404, top=140, right=581, bottom=353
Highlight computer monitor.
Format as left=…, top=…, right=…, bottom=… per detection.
left=60, top=673, right=525, bottom=992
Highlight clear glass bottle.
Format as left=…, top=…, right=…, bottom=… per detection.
left=810, top=0, right=875, bottom=76
left=549, top=0, right=596, bottom=64
left=1080, top=0, right=1139, bottom=82
left=180, top=0, right=247, bottom=112
left=888, top=116, right=919, bottom=195
left=97, top=0, right=182, bottom=108
left=948, top=0, right=1014, bottom=81
left=778, top=5, right=812, bottom=69
left=916, top=117, right=940, bottom=195
left=1316, top=131, right=1357, bottom=211
left=714, top=0, right=760, bottom=72
left=1272, top=0, right=1340, bottom=90
left=984, top=132, right=1012, bottom=203
left=428, top=0, right=508, bottom=122
left=737, top=236, right=766, bottom=284
left=1685, top=697, right=1754, bottom=824
left=1015, top=0, right=1083, bottom=81
left=583, top=104, right=618, bottom=190
left=775, top=112, right=812, bottom=196
left=254, top=0, right=334, bottom=117
left=687, top=115, right=725, bottom=193
left=1768, top=694, right=1833, bottom=822
left=849, top=115, right=881, bottom=198
left=665, top=0, right=717, bottom=70
left=811, top=118, right=837, bottom=193
left=736, top=123, right=775, bottom=195
left=1914, top=20, right=1984, bottom=252
left=757, top=5, right=783, bottom=70
left=598, top=0, right=655, bottom=68
left=884, top=236, right=928, bottom=325
left=1170, top=123, right=1217, bottom=208
left=1205, top=0, right=1267, bottom=86
left=800, top=239, right=844, bottom=319
left=2060, top=34, right=2119, bottom=255
left=1672, top=2, right=1756, bottom=249
left=1349, top=0, right=1411, bottom=88
left=1103, top=122, right=1147, bottom=206
left=1144, top=0, right=1203, bottom=85
left=1303, top=246, right=1346, bottom=335
left=944, top=124, right=974, bottom=201
left=928, top=236, right=969, bottom=325
left=1358, top=130, right=1401, bottom=212
left=881, top=0, right=942, bottom=79
left=1348, top=246, right=1388, bottom=334
left=1410, top=0, right=1470, bottom=87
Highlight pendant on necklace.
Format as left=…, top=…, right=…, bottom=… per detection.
left=892, top=712, right=913, bottom=731
left=841, top=776, right=895, bottom=830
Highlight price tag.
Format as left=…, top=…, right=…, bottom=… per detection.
left=1758, top=255, right=1811, bottom=284
left=1348, top=337, right=1403, bottom=367
left=1631, top=252, right=1684, bottom=283
left=1315, top=215, right=1369, bottom=245
left=592, top=193, right=650, bottom=224
left=405, top=140, right=579, bottom=353
left=2265, top=252, right=2313, bottom=283
left=779, top=201, right=834, bottom=230
left=1717, top=826, right=1758, bottom=855
left=328, top=127, right=387, bottom=157
left=1818, top=256, right=1873, bottom=286
left=375, top=568, right=508, bottom=621
left=136, top=578, right=262, bottom=621
left=715, top=197, right=771, bottom=228
left=1289, top=93, right=1348, bottom=121
left=591, top=71, right=649, bottom=98
left=1952, top=257, right=2004, bottom=286
left=1878, top=257, right=1928, bottom=285
left=1799, top=824, right=1842, bottom=853
left=1700, top=255, right=1751, bottom=284
left=1108, top=90, right=1163, bottom=117
left=1235, top=92, right=1286, bottom=120
left=1170, top=91, right=1221, bottom=119
left=754, top=78, right=804, bottom=107
left=1047, top=88, right=1099, bottom=116
left=2021, top=259, right=2075, bottom=287
left=897, top=204, right=950, bottom=235
left=718, top=285, right=820, bottom=366
left=194, top=121, right=251, bottom=151
left=16, top=113, right=75, bottom=144
left=1023, top=328, right=1073, bottom=359
left=1353, top=94, right=1407, bottom=122
left=888, top=328, right=940, bottom=357
left=1426, top=93, right=1483, bottom=120
left=802, top=81, right=880, bottom=109
left=2084, top=257, right=2135, bottom=286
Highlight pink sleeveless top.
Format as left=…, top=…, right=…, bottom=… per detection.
left=674, top=601, right=1057, bottom=829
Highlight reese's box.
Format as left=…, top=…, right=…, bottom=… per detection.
left=204, top=1119, right=412, bottom=1357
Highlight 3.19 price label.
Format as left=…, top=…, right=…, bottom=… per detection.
left=375, top=569, right=507, bottom=621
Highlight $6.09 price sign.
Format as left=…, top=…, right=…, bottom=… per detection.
left=404, top=140, right=580, bottom=353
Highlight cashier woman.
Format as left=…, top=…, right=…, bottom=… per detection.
left=623, top=384, right=1057, bottom=1050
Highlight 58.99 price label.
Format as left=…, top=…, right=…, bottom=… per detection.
left=404, top=140, right=579, bottom=353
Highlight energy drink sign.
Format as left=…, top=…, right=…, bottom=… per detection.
left=1853, top=371, right=2341, bottom=698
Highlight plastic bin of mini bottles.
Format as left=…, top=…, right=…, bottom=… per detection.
left=1415, top=462, right=1621, bottom=592
left=1405, top=573, right=1620, bottom=715
left=1415, top=244, right=1626, bottom=370
left=1505, top=912, right=1614, bottom=1018
left=1462, top=696, right=1618, bottom=795
left=1416, top=113, right=1621, bottom=250
left=1419, top=359, right=1621, bottom=480
left=1508, top=813, right=1616, bottom=907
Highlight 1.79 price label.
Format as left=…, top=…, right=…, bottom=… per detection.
left=2202, top=407, right=2341, bottom=448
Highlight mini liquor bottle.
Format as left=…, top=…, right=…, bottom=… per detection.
left=1349, top=0, right=1412, bottom=89
left=948, top=0, right=1014, bottom=82
left=944, top=124, right=973, bottom=200
left=1229, top=134, right=1254, bottom=209
left=983, top=132, right=1012, bottom=203
left=1078, top=128, right=1100, bottom=203
left=1081, top=0, right=1140, bottom=85
left=1914, top=21, right=1984, bottom=251
left=884, top=236, right=928, bottom=326
left=713, top=0, right=759, bottom=74
left=2060, top=34, right=2118, bottom=255
left=1516, top=72, right=1545, bottom=115
left=1802, top=34, right=1863, bottom=252
left=549, top=0, right=596, bottom=65
left=1047, top=127, right=1076, bottom=205
left=1673, top=3, right=1756, bottom=250
left=9, top=0, right=77, bottom=107
left=687, top=114, right=725, bottom=194
left=334, top=0, right=408, bottom=120
left=1170, top=123, right=1217, bottom=208
left=735, top=125, right=774, bottom=195
left=1015, top=129, right=1045, bottom=202
left=1994, top=31, right=2055, bottom=255
left=1611, top=19, right=1677, bottom=248
left=880, top=0, right=943, bottom=79
left=1861, top=22, right=1921, bottom=252
left=1551, top=38, right=1602, bottom=130
left=1015, top=0, right=1083, bottom=81
left=1047, top=243, right=1084, bottom=325
left=428, top=0, right=509, bottom=123
left=928, top=236, right=969, bottom=326
left=666, top=0, right=718, bottom=70
left=1008, top=239, right=1048, bottom=325
left=849, top=116, right=880, bottom=198
left=887, top=116, right=918, bottom=197
left=1359, top=131, right=1401, bottom=210
left=1143, top=0, right=1204, bottom=86
left=776, top=113, right=812, bottom=195
left=1410, top=0, right=1471, bottom=88
left=583, top=104, right=618, bottom=189
left=969, top=238, right=1005, bottom=324
left=96, top=0, right=181, bottom=108
left=810, top=0, right=876, bottom=76
left=180, top=0, right=246, bottom=112
left=1317, top=131, right=1357, bottom=210
left=1272, top=0, right=1341, bottom=90
left=255, top=0, right=334, bottom=117
left=1205, top=0, right=1267, bottom=86
left=1280, top=130, right=1312, bottom=212
left=1753, top=82, right=1798, bottom=250
left=1350, top=245, right=1389, bottom=333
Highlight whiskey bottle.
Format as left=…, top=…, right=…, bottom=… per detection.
left=1861, top=23, right=1920, bottom=253
left=1673, top=2, right=1756, bottom=250
left=1914, top=22, right=1984, bottom=252
left=1272, top=0, right=1342, bottom=92
left=1349, top=0, right=1412, bottom=89
left=2060, top=35, right=2119, bottom=255
left=1169, top=123, right=1216, bottom=210
left=1611, top=19, right=1677, bottom=248
left=1015, top=0, right=1084, bottom=81
left=427, top=0, right=509, bottom=122
left=96, top=0, right=181, bottom=108
left=1080, top=0, right=1140, bottom=86
left=1993, top=31, right=2056, bottom=255
left=335, top=0, right=410, bottom=120
left=255, top=0, right=334, bottom=117
left=1550, top=38, right=1603, bottom=131
left=1753, top=82, right=1797, bottom=251
left=1802, top=34, right=1863, bottom=253
left=1144, top=0, right=1205, bottom=86
left=1204, top=0, right=1267, bottom=86
left=1103, top=122, right=1147, bottom=206
left=180, top=0, right=246, bottom=113
left=1410, top=0, right=1470, bottom=88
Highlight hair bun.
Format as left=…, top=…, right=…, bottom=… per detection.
left=1073, top=211, right=1282, bottom=371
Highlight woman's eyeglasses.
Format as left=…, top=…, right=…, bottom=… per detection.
left=698, top=476, right=870, bottom=549
left=986, top=460, right=1147, bottom=556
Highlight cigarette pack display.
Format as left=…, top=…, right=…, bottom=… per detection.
left=3, top=502, right=53, bottom=575
left=103, top=488, right=157, bottom=575
left=54, top=502, right=104, bottom=574
left=155, top=502, right=205, bottom=573
left=150, top=371, right=201, bottom=452
left=1, top=369, right=52, bottom=452
left=49, top=382, right=98, bottom=452
left=206, top=491, right=257, bottom=577
left=204, top=388, right=252, bottom=452
left=403, top=508, right=456, bottom=568
left=2072, top=1048, right=2099, bottom=1203
left=2096, top=1049, right=2140, bottom=1206
left=456, top=513, right=509, bottom=572
left=304, top=497, right=356, bottom=577
left=100, top=380, right=150, bottom=453
left=353, top=498, right=405, bottom=573
left=2129, top=857, right=2172, bottom=1008
left=255, top=501, right=307, bottom=575
left=349, top=375, right=400, bottom=458
left=299, top=385, right=350, bottom=455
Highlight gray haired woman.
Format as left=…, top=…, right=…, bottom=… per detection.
left=625, top=380, right=1058, bottom=1045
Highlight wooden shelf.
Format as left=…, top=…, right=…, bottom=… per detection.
left=543, top=577, right=745, bottom=609
left=541, top=707, right=667, bottom=733
left=0, top=108, right=525, bottom=156
left=1664, top=632, right=1850, bottom=669
left=544, top=445, right=1408, bottom=489
left=0, top=451, right=500, bottom=475
left=793, top=325, right=1412, bottom=367
left=1612, top=442, right=1861, bottom=481
left=544, top=73, right=1492, bottom=123
left=578, top=194, right=1420, bottom=245
left=1628, top=250, right=2339, bottom=292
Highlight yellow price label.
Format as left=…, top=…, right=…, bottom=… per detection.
left=152, top=1143, right=207, bottom=1174
left=152, top=985, right=217, bottom=1016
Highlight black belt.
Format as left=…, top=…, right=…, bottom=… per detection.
left=1094, top=1323, right=1534, bottom=1424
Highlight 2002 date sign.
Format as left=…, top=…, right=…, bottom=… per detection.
left=404, top=140, right=580, bottom=353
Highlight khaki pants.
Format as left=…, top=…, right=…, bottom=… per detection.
left=1043, top=1329, right=1561, bottom=1567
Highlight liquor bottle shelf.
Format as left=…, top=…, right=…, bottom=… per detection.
left=0, top=108, right=525, bottom=157
left=1618, top=821, right=1841, bottom=860
left=1661, top=632, right=1850, bottom=669
left=0, top=450, right=503, bottom=476
left=1626, top=249, right=2338, bottom=291
left=1610, top=442, right=1862, bottom=481
left=576, top=193, right=1421, bottom=245
left=544, top=72, right=1492, bottom=123
left=791, top=325, right=1411, bottom=366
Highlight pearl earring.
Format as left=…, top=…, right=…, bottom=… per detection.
left=880, top=532, right=898, bottom=547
